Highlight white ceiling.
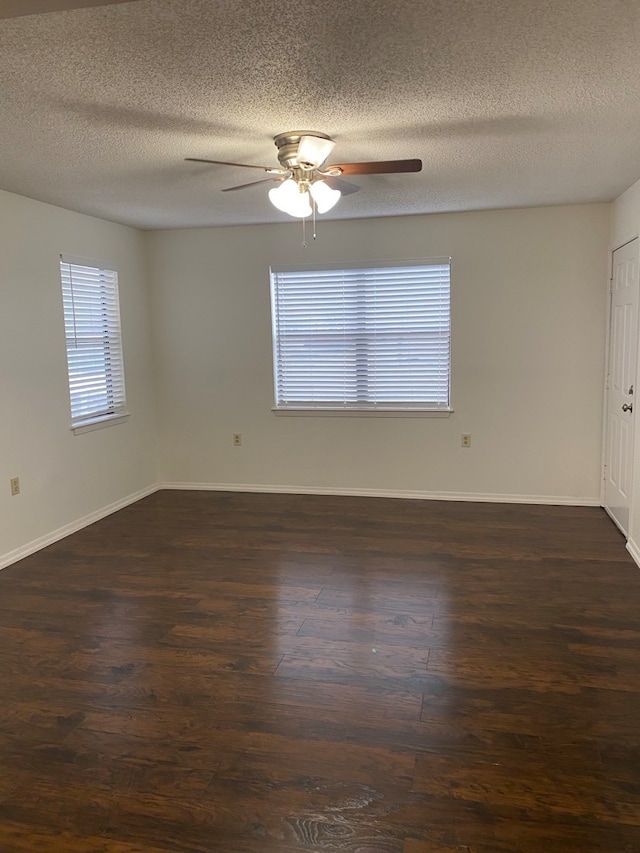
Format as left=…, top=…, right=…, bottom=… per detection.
left=1, top=0, right=639, bottom=229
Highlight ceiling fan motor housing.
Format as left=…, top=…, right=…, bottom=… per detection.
left=273, top=130, right=333, bottom=170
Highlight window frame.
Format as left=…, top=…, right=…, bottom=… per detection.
left=270, top=258, right=452, bottom=416
left=59, top=254, right=129, bottom=433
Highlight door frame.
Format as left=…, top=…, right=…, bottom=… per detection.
left=600, top=236, right=639, bottom=536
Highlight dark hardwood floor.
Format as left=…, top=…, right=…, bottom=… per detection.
left=0, top=490, right=639, bottom=852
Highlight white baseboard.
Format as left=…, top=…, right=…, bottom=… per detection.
left=627, top=538, right=640, bottom=569
left=159, top=481, right=600, bottom=506
left=0, top=483, right=160, bottom=572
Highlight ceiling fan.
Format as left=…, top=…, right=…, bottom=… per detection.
left=186, top=131, right=422, bottom=218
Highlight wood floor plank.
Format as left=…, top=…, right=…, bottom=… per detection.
left=0, top=822, right=174, bottom=853
left=403, top=840, right=467, bottom=853
left=297, top=612, right=437, bottom=647
left=0, top=490, right=638, bottom=851
left=390, top=798, right=640, bottom=852
left=412, top=744, right=614, bottom=818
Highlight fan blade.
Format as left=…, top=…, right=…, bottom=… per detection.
left=323, top=176, right=360, bottom=196
left=329, top=158, right=422, bottom=176
left=222, top=177, right=283, bottom=192
left=185, top=157, right=283, bottom=173
left=0, top=0, right=139, bottom=17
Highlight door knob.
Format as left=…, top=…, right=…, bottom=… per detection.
left=622, top=403, right=633, bottom=413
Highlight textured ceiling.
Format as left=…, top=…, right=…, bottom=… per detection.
left=0, top=1, right=140, bottom=20
left=1, top=0, right=639, bottom=229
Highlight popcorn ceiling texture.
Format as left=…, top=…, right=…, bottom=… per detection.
left=0, top=1, right=138, bottom=18
left=0, top=0, right=639, bottom=228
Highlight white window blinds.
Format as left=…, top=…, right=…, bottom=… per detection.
left=60, top=256, right=127, bottom=426
left=270, top=259, right=451, bottom=411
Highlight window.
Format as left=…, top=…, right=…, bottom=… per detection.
left=60, top=255, right=127, bottom=429
left=270, top=259, right=451, bottom=412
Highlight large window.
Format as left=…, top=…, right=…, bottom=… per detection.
left=270, top=259, right=451, bottom=412
left=60, top=255, right=127, bottom=428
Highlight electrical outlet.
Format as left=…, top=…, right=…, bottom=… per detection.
left=233, top=433, right=242, bottom=446
left=461, top=434, right=471, bottom=448
left=10, top=477, right=20, bottom=496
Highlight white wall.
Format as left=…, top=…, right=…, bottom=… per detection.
left=0, top=196, right=613, bottom=571
left=149, top=204, right=610, bottom=503
left=611, top=179, right=640, bottom=565
left=0, top=190, right=158, bottom=567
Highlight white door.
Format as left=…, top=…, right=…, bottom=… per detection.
left=603, top=238, right=639, bottom=534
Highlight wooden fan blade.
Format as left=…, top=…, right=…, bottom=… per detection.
left=222, top=177, right=283, bottom=192
left=323, top=176, right=360, bottom=196
left=0, top=0, right=139, bottom=18
left=330, top=158, right=422, bottom=176
left=185, top=157, right=281, bottom=173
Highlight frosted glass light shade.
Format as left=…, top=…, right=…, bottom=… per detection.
left=297, top=135, right=336, bottom=168
left=269, top=179, right=312, bottom=217
left=310, top=179, right=341, bottom=213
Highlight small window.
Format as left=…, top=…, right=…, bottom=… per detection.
left=60, top=255, right=127, bottom=429
left=270, top=259, right=451, bottom=412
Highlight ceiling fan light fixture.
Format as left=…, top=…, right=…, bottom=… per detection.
left=268, top=179, right=312, bottom=218
left=297, top=134, right=336, bottom=168
left=310, top=179, right=341, bottom=213
left=190, top=131, right=421, bottom=233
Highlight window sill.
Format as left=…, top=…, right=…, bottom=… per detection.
left=272, top=408, right=453, bottom=418
left=70, top=413, right=130, bottom=435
